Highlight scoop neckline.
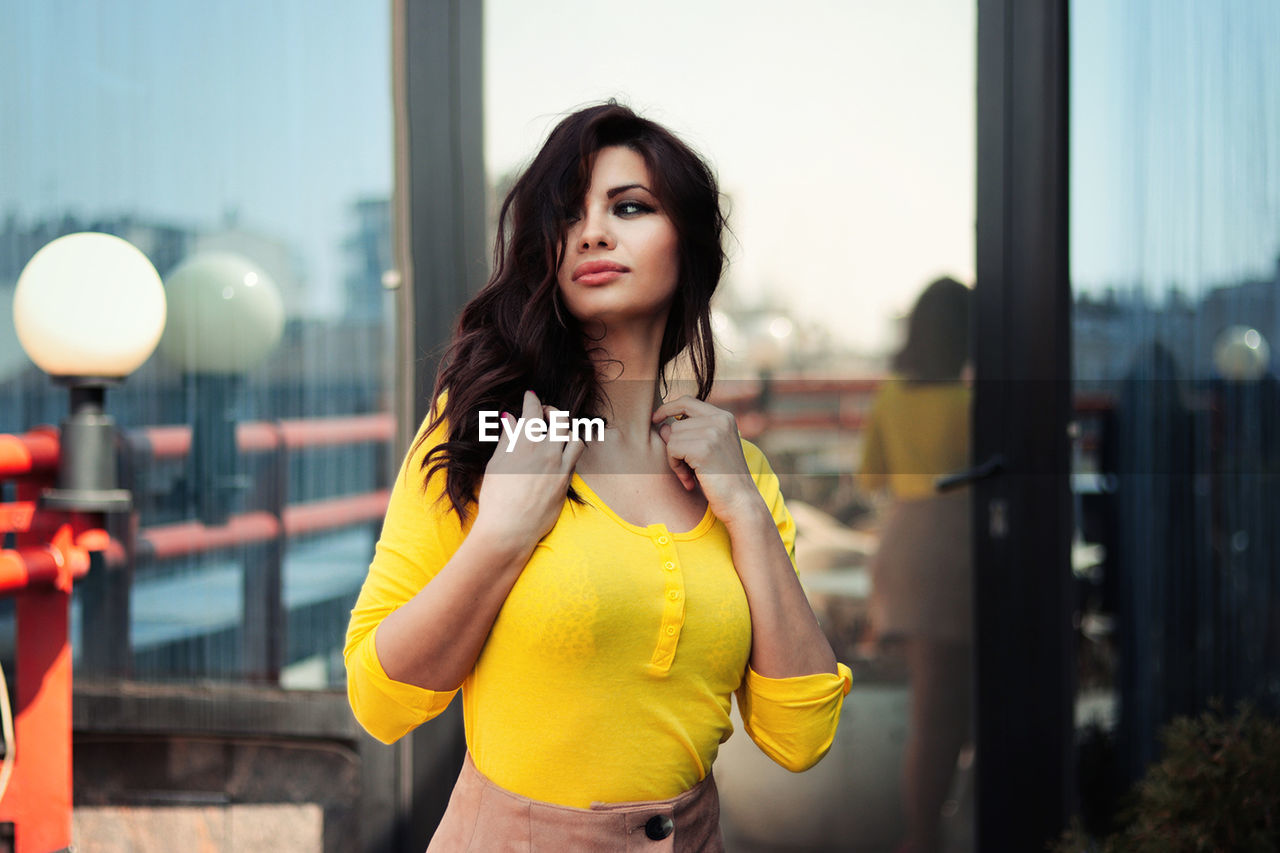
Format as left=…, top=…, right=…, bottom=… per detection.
left=570, top=472, right=716, bottom=539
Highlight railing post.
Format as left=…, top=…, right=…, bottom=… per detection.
left=0, top=454, right=85, bottom=853
left=242, top=422, right=286, bottom=682
left=80, top=429, right=147, bottom=678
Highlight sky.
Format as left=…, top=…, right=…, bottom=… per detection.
left=4, top=0, right=1278, bottom=366
left=1, top=0, right=974, bottom=359
left=1070, top=0, right=1280, bottom=298
left=483, top=0, right=976, bottom=353
left=1, top=1, right=393, bottom=318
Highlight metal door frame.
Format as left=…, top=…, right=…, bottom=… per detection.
left=974, top=0, right=1075, bottom=848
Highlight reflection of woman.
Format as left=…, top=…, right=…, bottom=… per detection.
left=345, top=103, right=851, bottom=850
left=857, top=276, right=972, bottom=853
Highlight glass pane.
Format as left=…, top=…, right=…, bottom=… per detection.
left=1070, top=0, right=1280, bottom=836
left=1, top=3, right=394, bottom=689
left=484, top=3, right=975, bottom=850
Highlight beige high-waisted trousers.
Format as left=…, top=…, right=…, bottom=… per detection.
left=426, top=754, right=724, bottom=852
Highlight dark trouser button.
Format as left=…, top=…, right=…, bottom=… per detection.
left=644, top=814, right=674, bottom=840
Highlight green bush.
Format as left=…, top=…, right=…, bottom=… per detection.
left=1051, top=701, right=1280, bottom=853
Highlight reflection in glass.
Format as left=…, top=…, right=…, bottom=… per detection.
left=858, top=277, right=972, bottom=853
left=1071, top=0, right=1280, bottom=836
left=0, top=3, right=393, bottom=688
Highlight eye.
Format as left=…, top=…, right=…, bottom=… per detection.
left=615, top=200, right=655, bottom=217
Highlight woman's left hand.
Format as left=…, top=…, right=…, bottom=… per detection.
left=651, top=395, right=766, bottom=526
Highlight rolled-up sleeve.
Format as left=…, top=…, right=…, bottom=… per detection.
left=344, top=406, right=465, bottom=743
left=736, top=662, right=853, bottom=772
left=347, top=620, right=458, bottom=743
left=736, top=438, right=855, bottom=771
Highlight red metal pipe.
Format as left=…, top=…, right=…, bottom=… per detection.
left=247, top=413, right=396, bottom=451
left=0, top=543, right=92, bottom=594
left=283, top=490, right=390, bottom=537
left=141, top=424, right=192, bottom=459
left=137, top=490, right=390, bottom=560
left=0, top=500, right=38, bottom=533
left=142, top=511, right=281, bottom=561
left=139, top=413, right=395, bottom=461
left=0, top=429, right=60, bottom=478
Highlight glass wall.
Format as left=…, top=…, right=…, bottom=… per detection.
left=1, top=2, right=394, bottom=688
left=1070, top=0, right=1280, bottom=832
left=484, top=3, right=976, bottom=850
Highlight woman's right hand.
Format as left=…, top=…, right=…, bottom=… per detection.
left=470, top=390, right=586, bottom=551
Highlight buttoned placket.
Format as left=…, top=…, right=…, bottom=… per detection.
left=646, top=525, right=686, bottom=675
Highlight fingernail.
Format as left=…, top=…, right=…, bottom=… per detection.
left=500, top=411, right=510, bottom=421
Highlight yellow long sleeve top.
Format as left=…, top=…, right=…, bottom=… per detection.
left=345, top=413, right=852, bottom=808
left=856, top=378, right=972, bottom=501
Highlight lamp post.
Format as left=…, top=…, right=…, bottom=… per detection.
left=8, top=232, right=164, bottom=852
left=747, top=313, right=795, bottom=415
left=13, top=232, right=167, bottom=509
left=158, top=252, right=284, bottom=526
left=158, top=251, right=285, bottom=681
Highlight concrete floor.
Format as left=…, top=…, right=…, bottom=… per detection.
left=73, top=803, right=323, bottom=853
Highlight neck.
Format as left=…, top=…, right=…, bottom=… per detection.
left=584, top=318, right=667, bottom=445
left=597, top=377, right=663, bottom=445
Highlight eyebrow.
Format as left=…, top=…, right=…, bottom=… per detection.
left=605, top=184, right=654, bottom=199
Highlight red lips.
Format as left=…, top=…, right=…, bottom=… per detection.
left=572, top=260, right=629, bottom=284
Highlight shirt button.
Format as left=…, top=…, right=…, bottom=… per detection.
left=665, top=625, right=676, bottom=636
left=657, top=535, right=670, bottom=545
left=664, top=561, right=675, bottom=571
left=668, top=590, right=680, bottom=600
left=645, top=814, right=674, bottom=840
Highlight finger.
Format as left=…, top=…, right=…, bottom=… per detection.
left=498, top=411, right=517, bottom=454
left=501, top=391, right=541, bottom=454
left=543, top=404, right=571, bottom=458
left=673, top=458, right=698, bottom=491
left=660, top=433, right=700, bottom=491
left=561, top=434, right=587, bottom=472
left=651, top=394, right=715, bottom=424
left=522, top=389, right=542, bottom=422
left=658, top=422, right=672, bottom=444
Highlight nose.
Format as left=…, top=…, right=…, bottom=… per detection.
left=575, top=206, right=614, bottom=251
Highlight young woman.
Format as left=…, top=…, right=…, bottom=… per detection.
left=345, top=103, right=851, bottom=851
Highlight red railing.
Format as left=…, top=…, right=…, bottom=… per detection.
left=0, top=413, right=395, bottom=851
left=125, top=415, right=394, bottom=560
left=0, top=428, right=110, bottom=853
left=140, top=492, right=391, bottom=561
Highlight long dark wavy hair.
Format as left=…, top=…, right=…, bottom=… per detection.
left=418, top=102, right=727, bottom=521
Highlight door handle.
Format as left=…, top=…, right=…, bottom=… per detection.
left=936, top=454, right=1006, bottom=493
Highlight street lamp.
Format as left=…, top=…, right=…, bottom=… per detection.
left=1213, top=325, right=1271, bottom=382
left=158, top=252, right=284, bottom=525
left=747, top=312, right=795, bottom=413
left=12, top=232, right=166, bottom=510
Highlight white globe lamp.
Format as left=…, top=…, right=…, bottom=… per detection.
left=1213, top=326, right=1271, bottom=382
left=158, top=252, right=284, bottom=374
left=12, top=233, right=167, bottom=510
left=14, top=232, right=167, bottom=379
left=156, top=252, right=284, bottom=525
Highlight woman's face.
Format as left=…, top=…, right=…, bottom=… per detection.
left=557, top=145, right=680, bottom=329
